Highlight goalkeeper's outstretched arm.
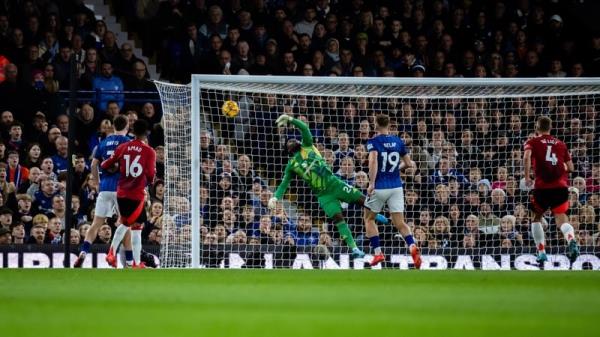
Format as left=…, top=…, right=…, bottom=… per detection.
left=276, top=114, right=313, bottom=147
left=269, top=162, right=293, bottom=209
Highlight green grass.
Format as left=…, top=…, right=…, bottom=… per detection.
left=0, top=270, right=599, bottom=337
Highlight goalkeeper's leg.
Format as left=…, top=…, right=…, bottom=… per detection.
left=319, top=194, right=365, bottom=258
left=331, top=213, right=365, bottom=259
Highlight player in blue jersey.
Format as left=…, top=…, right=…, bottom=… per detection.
left=74, top=115, right=132, bottom=268
left=364, top=114, right=422, bottom=268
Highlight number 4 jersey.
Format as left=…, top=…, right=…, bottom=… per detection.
left=524, top=134, right=571, bottom=189
left=367, top=134, right=407, bottom=189
left=101, top=138, right=156, bottom=201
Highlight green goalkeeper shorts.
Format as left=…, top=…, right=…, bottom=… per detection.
left=317, top=178, right=364, bottom=218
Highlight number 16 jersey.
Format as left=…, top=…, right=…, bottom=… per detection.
left=101, top=138, right=156, bottom=201
left=367, top=134, right=407, bottom=189
left=524, top=134, right=571, bottom=190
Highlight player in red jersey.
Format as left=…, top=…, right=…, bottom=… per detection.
left=523, top=116, right=579, bottom=264
left=101, top=120, right=156, bottom=268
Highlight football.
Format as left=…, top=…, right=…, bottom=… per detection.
left=222, top=100, right=240, bottom=118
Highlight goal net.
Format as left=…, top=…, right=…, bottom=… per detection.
left=155, top=76, right=600, bottom=270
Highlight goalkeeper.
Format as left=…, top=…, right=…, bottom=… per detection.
left=269, top=114, right=375, bottom=258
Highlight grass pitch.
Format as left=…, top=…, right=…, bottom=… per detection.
left=0, top=270, right=599, bottom=337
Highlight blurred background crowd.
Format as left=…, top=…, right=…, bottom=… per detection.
left=0, top=0, right=598, bottom=254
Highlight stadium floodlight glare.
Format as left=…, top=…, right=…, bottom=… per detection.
left=155, top=76, right=600, bottom=269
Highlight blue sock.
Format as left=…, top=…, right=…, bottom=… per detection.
left=125, top=250, right=133, bottom=263
left=81, top=240, right=91, bottom=254
left=369, top=235, right=382, bottom=254
left=369, top=235, right=380, bottom=249
left=405, top=235, right=415, bottom=247
left=375, top=214, right=389, bottom=225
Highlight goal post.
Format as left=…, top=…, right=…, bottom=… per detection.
left=156, top=76, right=600, bottom=269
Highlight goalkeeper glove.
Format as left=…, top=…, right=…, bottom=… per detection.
left=268, top=197, right=278, bottom=209
left=275, top=114, right=294, bottom=127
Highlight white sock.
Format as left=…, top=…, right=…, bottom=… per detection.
left=374, top=247, right=382, bottom=255
left=118, top=245, right=127, bottom=267
left=560, top=223, right=575, bottom=243
left=132, top=229, right=142, bottom=264
left=531, top=222, right=546, bottom=253
left=110, top=224, right=128, bottom=252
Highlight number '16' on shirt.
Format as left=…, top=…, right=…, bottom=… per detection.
left=101, top=139, right=156, bottom=201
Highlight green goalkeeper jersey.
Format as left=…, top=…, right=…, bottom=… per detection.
left=274, top=119, right=336, bottom=199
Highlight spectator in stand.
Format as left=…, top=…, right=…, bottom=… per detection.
left=430, top=157, right=468, bottom=187
left=11, top=223, right=25, bottom=244
left=114, top=42, right=140, bottom=78
left=27, top=223, right=45, bottom=244
left=73, top=104, right=97, bottom=156
left=51, top=136, right=68, bottom=174
left=432, top=216, right=453, bottom=248
left=99, top=31, right=119, bottom=65
left=333, top=132, right=354, bottom=167
left=294, top=213, right=319, bottom=246
left=92, top=61, right=124, bottom=112
left=51, top=44, right=72, bottom=89
left=33, top=177, right=56, bottom=214
left=124, top=61, right=155, bottom=93
left=0, top=206, right=13, bottom=230
left=95, top=224, right=111, bottom=244
left=199, top=5, right=228, bottom=41
left=588, top=163, right=600, bottom=193
left=6, top=150, right=28, bottom=189
left=499, top=215, right=523, bottom=246
left=7, top=122, right=26, bottom=154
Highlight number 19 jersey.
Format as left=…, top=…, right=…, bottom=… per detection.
left=367, top=134, right=407, bottom=189
left=101, top=139, right=156, bottom=201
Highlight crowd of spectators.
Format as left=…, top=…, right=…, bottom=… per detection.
left=113, top=0, right=600, bottom=82
left=0, top=0, right=599, bottom=256
left=196, top=93, right=600, bottom=252
left=0, top=1, right=164, bottom=248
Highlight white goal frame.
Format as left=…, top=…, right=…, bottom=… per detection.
left=189, top=75, right=600, bottom=268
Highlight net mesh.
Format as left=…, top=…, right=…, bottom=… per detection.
left=155, top=81, right=193, bottom=268
left=156, top=78, right=600, bottom=270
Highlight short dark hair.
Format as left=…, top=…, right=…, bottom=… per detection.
left=375, top=114, right=390, bottom=128
left=536, top=116, right=552, bottom=132
left=113, top=115, right=128, bottom=132
left=10, top=222, right=24, bottom=230
left=0, top=207, right=13, bottom=215
left=133, top=119, right=149, bottom=137
left=10, top=121, right=23, bottom=129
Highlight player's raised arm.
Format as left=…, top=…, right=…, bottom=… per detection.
left=269, top=162, right=294, bottom=209
left=276, top=114, right=313, bottom=147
